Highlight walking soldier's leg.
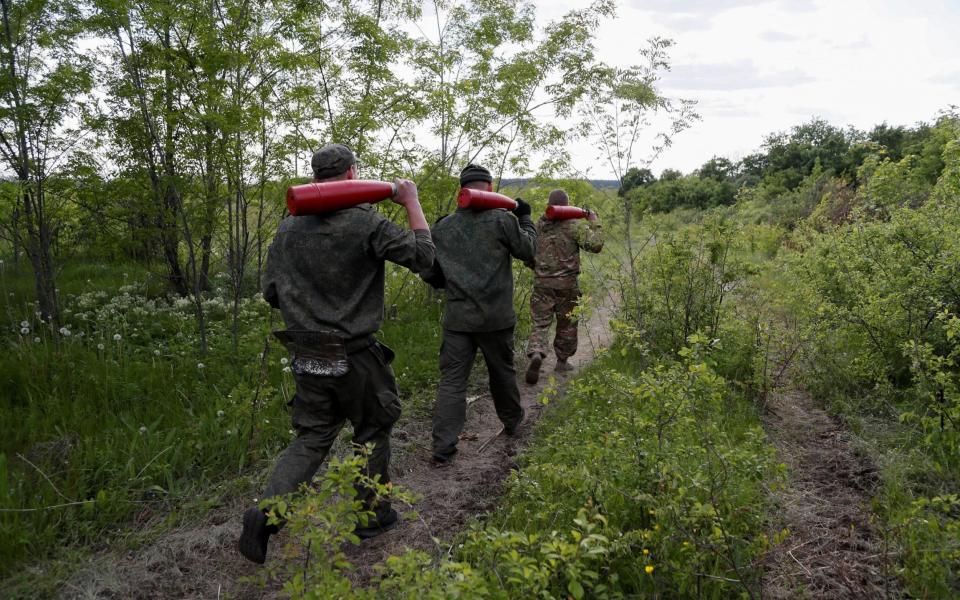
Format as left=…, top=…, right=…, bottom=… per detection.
left=263, top=376, right=345, bottom=501
left=478, top=327, right=525, bottom=433
left=342, top=343, right=402, bottom=526
left=432, top=329, right=478, bottom=460
left=553, top=287, right=580, bottom=362
left=525, top=286, right=556, bottom=359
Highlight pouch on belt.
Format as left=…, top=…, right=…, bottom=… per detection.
left=273, top=330, right=350, bottom=377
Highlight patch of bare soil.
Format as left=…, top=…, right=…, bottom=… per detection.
left=760, top=386, right=899, bottom=599
left=57, top=301, right=614, bottom=599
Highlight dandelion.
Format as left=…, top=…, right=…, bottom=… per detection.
left=197, top=362, right=205, bottom=370
left=33, top=337, right=40, bottom=343
left=113, top=333, right=122, bottom=342
left=20, top=321, right=28, bottom=328
left=154, top=349, right=161, bottom=356
left=645, top=565, right=654, bottom=575
left=97, top=343, right=105, bottom=350
left=139, top=426, right=147, bottom=434
left=59, top=327, right=71, bottom=337
left=282, top=366, right=291, bottom=373
left=642, top=548, right=649, bottom=555
left=280, top=357, right=289, bottom=365
left=264, top=419, right=270, bottom=424
left=20, top=327, right=29, bottom=335
left=216, top=410, right=225, bottom=418
left=225, top=429, right=233, bottom=435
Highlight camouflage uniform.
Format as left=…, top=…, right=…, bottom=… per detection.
left=261, top=205, right=434, bottom=519
left=421, top=206, right=537, bottom=460
left=526, top=217, right=603, bottom=361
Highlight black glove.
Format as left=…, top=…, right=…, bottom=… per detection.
left=512, top=197, right=531, bottom=218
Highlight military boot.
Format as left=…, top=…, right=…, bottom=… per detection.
left=555, top=358, right=573, bottom=373
left=238, top=507, right=278, bottom=564
left=525, top=353, right=543, bottom=384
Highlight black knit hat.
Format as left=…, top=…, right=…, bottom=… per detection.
left=311, top=144, right=356, bottom=180
left=459, top=163, right=492, bottom=186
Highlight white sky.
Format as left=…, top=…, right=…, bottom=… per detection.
left=537, top=0, right=960, bottom=177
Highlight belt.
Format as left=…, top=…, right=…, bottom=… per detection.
left=344, top=335, right=377, bottom=354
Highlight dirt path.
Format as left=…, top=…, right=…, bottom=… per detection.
left=760, top=383, right=899, bottom=599
left=59, top=300, right=615, bottom=599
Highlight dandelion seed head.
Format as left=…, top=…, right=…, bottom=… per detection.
left=20, top=327, right=29, bottom=335
left=216, top=410, right=225, bottom=418
left=282, top=366, right=291, bottom=373
left=20, top=320, right=28, bottom=328
left=113, top=333, right=122, bottom=342
left=33, top=337, right=40, bottom=343
left=59, top=327, right=71, bottom=337
left=139, top=426, right=147, bottom=434
left=197, top=362, right=205, bottom=369
left=280, top=357, right=288, bottom=365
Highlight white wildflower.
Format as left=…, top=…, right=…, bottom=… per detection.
left=20, top=320, right=28, bottom=328
left=225, top=429, right=233, bottom=435
left=197, top=362, right=205, bottom=370
left=59, top=327, right=71, bottom=337
left=20, top=327, right=29, bottom=335
left=97, top=343, right=105, bottom=350
left=282, top=366, right=291, bottom=373
left=113, top=333, right=122, bottom=342
left=280, top=357, right=289, bottom=365
left=139, top=426, right=147, bottom=434
left=33, top=337, right=40, bottom=343
left=216, top=410, right=225, bottom=418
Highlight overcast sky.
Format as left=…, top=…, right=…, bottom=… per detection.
left=538, top=0, right=960, bottom=177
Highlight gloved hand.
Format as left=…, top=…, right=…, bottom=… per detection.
left=512, top=197, right=531, bottom=218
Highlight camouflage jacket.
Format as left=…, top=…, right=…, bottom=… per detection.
left=422, top=207, right=537, bottom=332
left=530, top=217, right=603, bottom=289
left=262, top=204, right=435, bottom=339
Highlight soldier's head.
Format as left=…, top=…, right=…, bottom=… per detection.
left=548, top=189, right=569, bottom=206
left=311, top=144, right=357, bottom=182
left=459, top=163, right=493, bottom=192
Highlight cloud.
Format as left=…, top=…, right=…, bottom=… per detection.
left=629, top=0, right=817, bottom=15
left=651, top=13, right=713, bottom=32
left=760, top=30, right=801, bottom=42
left=661, top=60, right=817, bottom=90
left=929, top=70, right=960, bottom=86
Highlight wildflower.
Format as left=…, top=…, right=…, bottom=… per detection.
left=139, top=426, right=147, bottom=434
left=216, top=410, right=225, bottom=418
left=20, top=327, right=29, bottom=335
left=280, top=357, right=289, bottom=365
left=645, top=565, right=654, bottom=575
left=225, top=429, right=233, bottom=435
left=59, top=327, right=71, bottom=337
left=97, top=343, right=105, bottom=350
left=77, top=331, right=85, bottom=338
left=282, top=366, right=291, bottom=373
left=154, top=349, right=161, bottom=356
left=643, top=548, right=649, bottom=555
left=113, top=333, right=122, bottom=342
left=197, top=362, right=205, bottom=370
left=33, top=337, right=40, bottom=343
left=264, top=419, right=270, bottom=425
left=20, top=320, right=28, bottom=328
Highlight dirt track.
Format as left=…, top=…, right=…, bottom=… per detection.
left=58, top=300, right=615, bottom=599
left=760, top=384, right=900, bottom=599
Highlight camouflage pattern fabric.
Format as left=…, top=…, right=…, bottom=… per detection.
left=525, top=216, right=602, bottom=359
left=421, top=207, right=537, bottom=332
left=263, top=342, right=400, bottom=521
left=526, top=286, right=581, bottom=360
left=263, top=204, right=434, bottom=338
left=529, top=217, right=603, bottom=290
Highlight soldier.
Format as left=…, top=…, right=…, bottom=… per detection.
left=238, top=144, right=435, bottom=564
left=421, top=163, right=537, bottom=466
left=524, top=189, right=603, bottom=385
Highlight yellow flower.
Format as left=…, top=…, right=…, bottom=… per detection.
left=645, top=565, right=654, bottom=575
left=642, top=548, right=649, bottom=555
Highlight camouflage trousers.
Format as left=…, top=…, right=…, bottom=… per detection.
left=526, top=285, right=580, bottom=361
left=263, top=341, right=400, bottom=521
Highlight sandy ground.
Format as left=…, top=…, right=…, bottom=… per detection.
left=57, top=301, right=615, bottom=599
left=760, top=383, right=900, bottom=599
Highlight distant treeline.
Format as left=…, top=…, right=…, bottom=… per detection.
left=622, top=112, right=959, bottom=214
left=500, top=178, right=621, bottom=190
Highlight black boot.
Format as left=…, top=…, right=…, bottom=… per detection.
left=525, top=354, right=543, bottom=384
left=354, top=507, right=399, bottom=540
left=238, top=507, right=277, bottom=564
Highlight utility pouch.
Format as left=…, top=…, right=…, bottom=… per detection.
left=273, top=330, right=349, bottom=377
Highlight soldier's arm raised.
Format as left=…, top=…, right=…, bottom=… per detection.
left=501, top=211, right=537, bottom=263
left=371, top=180, right=435, bottom=272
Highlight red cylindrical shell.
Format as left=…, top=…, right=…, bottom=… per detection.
left=286, top=180, right=396, bottom=216
left=545, top=205, right=589, bottom=220
left=457, top=188, right=518, bottom=211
